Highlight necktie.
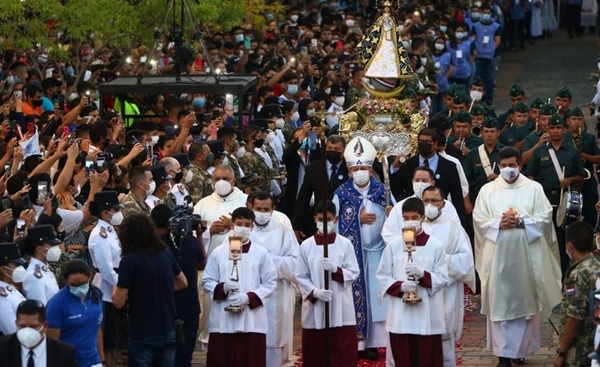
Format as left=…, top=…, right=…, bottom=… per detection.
left=424, top=158, right=429, bottom=168
left=27, top=350, right=34, bottom=367
left=330, top=165, right=338, bottom=182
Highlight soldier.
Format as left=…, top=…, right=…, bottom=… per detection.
left=121, top=166, right=152, bottom=218
left=554, top=222, right=600, bottom=367
left=239, top=123, right=271, bottom=194
left=187, top=142, right=215, bottom=204
left=498, top=102, right=531, bottom=149
left=217, top=127, right=246, bottom=190
left=496, top=83, right=527, bottom=130
left=22, top=225, right=62, bottom=305
left=522, top=103, right=554, bottom=164
left=448, top=110, right=483, bottom=157
left=0, top=242, right=26, bottom=335
left=524, top=113, right=585, bottom=275
left=554, top=86, right=572, bottom=118
left=563, top=106, right=600, bottom=226
left=470, top=104, right=486, bottom=138
left=449, top=92, right=470, bottom=117
left=145, top=165, right=172, bottom=210
left=344, top=68, right=368, bottom=110
left=171, top=153, right=194, bottom=206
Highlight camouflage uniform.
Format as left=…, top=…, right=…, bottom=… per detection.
left=281, top=123, right=294, bottom=146
left=162, top=192, right=177, bottom=209
left=227, top=154, right=245, bottom=190
left=559, top=253, right=600, bottom=366
left=344, top=85, right=368, bottom=110
left=187, top=163, right=214, bottom=204
left=121, top=192, right=151, bottom=217
left=238, top=149, right=270, bottom=193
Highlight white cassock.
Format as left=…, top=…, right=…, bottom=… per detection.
left=202, top=242, right=277, bottom=334
left=382, top=195, right=459, bottom=245
left=250, top=219, right=298, bottom=367
left=473, top=174, right=562, bottom=358
left=423, top=211, right=476, bottom=367
left=296, top=234, right=360, bottom=329
left=333, top=183, right=388, bottom=349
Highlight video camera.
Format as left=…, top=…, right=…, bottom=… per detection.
left=168, top=200, right=202, bottom=247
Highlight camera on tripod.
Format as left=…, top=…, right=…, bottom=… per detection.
left=168, top=205, right=202, bottom=246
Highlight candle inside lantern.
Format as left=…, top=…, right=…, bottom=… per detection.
left=403, top=228, right=415, bottom=242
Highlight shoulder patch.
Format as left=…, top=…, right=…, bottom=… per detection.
left=100, top=227, right=108, bottom=238
left=34, top=264, right=43, bottom=279
left=0, top=286, right=6, bottom=297
left=566, top=285, right=576, bottom=297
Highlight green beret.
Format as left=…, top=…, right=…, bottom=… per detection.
left=453, top=92, right=470, bottom=105
left=509, top=84, right=525, bottom=97
left=472, top=77, right=484, bottom=87
left=530, top=98, right=544, bottom=110
left=454, top=110, right=472, bottom=123
left=539, top=103, right=556, bottom=116
left=481, top=116, right=498, bottom=129
left=448, top=83, right=467, bottom=98
left=470, top=104, right=486, bottom=116
left=567, top=106, right=583, bottom=117
left=513, top=102, right=529, bottom=113
left=556, top=86, right=572, bottom=99
left=401, top=87, right=418, bottom=99
left=548, top=113, right=564, bottom=126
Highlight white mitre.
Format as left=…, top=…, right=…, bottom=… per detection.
left=344, top=137, right=376, bottom=167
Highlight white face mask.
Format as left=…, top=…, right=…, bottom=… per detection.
left=184, top=170, right=193, bottom=184
left=45, top=246, right=62, bottom=262
left=500, top=166, right=519, bottom=182
left=424, top=203, right=440, bottom=219
left=254, top=211, right=272, bottom=225
left=416, top=66, right=425, bottom=74
left=215, top=180, right=233, bottom=197
left=8, top=265, right=27, bottom=283
left=412, top=181, right=431, bottom=199
left=13, top=90, right=23, bottom=99
left=110, top=211, right=124, bottom=226
left=306, top=109, right=315, bottom=117
left=434, top=43, right=445, bottom=51
left=150, top=135, right=159, bottom=145
left=345, top=19, right=355, bottom=27
left=236, top=146, right=246, bottom=158
left=316, top=220, right=336, bottom=234
left=470, top=90, right=483, bottom=102
left=233, top=226, right=252, bottom=241
left=222, top=157, right=229, bottom=165
left=334, top=96, right=345, bottom=106
left=145, top=181, right=156, bottom=196
left=275, top=118, right=285, bottom=129
left=264, top=131, right=276, bottom=144
left=352, top=170, right=370, bottom=186
left=290, top=14, right=299, bottom=22
left=402, top=40, right=411, bottom=49
left=404, top=220, right=422, bottom=234
left=291, top=111, right=300, bottom=122
left=324, top=87, right=331, bottom=95
left=17, top=326, right=44, bottom=349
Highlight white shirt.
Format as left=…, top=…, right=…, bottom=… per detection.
left=21, top=335, right=47, bottom=367
left=56, top=208, right=84, bottom=234
left=23, top=258, right=59, bottom=305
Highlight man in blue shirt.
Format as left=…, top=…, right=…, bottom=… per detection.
left=472, top=5, right=502, bottom=107
left=507, top=0, right=527, bottom=50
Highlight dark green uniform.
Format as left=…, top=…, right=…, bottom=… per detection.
left=499, top=120, right=534, bottom=147
left=463, top=142, right=504, bottom=203
left=447, top=134, right=483, bottom=150
left=559, top=254, right=600, bottom=366
left=522, top=130, right=544, bottom=152
left=496, top=108, right=513, bottom=130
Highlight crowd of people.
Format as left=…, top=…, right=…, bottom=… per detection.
left=0, top=0, right=599, bottom=367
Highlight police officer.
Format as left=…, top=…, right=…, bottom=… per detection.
left=0, top=242, right=26, bottom=335
left=522, top=103, right=555, bottom=164
left=88, top=190, right=125, bottom=366
left=564, top=106, right=600, bottom=226
left=524, top=113, right=585, bottom=275
left=146, top=164, right=173, bottom=210
left=171, top=153, right=193, bottom=206
left=239, top=122, right=271, bottom=193
left=22, top=224, right=62, bottom=305
left=448, top=110, right=484, bottom=157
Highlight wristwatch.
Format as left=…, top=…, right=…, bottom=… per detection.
left=556, top=347, right=566, bottom=357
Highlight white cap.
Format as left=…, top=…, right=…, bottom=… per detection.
left=344, top=137, right=376, bottom=167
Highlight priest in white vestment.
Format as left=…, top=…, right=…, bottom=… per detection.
left=472, top=147, right=562, bottom=366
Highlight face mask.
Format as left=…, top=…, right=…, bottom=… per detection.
left=566, top=245, right=573, bottom=260
left=334, top=96, right=345, bottom=106
left=435, top=43, right=445, bottom=51
left=290, top=14, right=299, bottom=22
left=416, top=66, right=425, bottom=74
left=233, top=226, right=252, bottom=241
left=471, top=12, right=480, bottom=20
left=17, top=326, right=43, bottom=349
left=110, top=211, right=124, bottom=226
left=404, top=220, right=422, bottom=234
left=184, top=170, right=193, bottom=184
left=215, top=179, right=233, bottom=197
left=151, top=135, right=159, bottom=145
left=287, top=84, right=298, bottom=96
left=5, top=265, right=26, bottom=283
left=174, top=171, right=183, bottom=184
left=141, top=180, right=155, bottom=197
left=33, top=99, right=43, bottom=107
left=417, top=142, right=433, bottom=156
left=456, top=32, right=465, bottom=40
left=482, top=14, right=491, bottom=22
left=264, top=131, right=276, bottom=144
left=412, top=182, right=431, bottom=199
left=324, top=87, right=331, bottom=95
left=352, top=170, right=370, bottom=186
left=500, top=166, right=519, bottom=182
left=424, top=203, right=440, bottom=219
left=235, top=34, right=244, bottom=43
left=236, top=146, right=246, bottom=158
left=402, top=40, right=411, bottom=49
left=45, top=246, right=62, bottom=262
left=306, top=109, right=315, bottom=117
left=326, top=151, right=342, bottom=165
left=13, top=90, right=23, bottom=99
left=254, top=211, right=272, bottom=225
left=470, top=90, right=483, bottom=101
left=316, top=220, right=336, bottom=234
left=275, top=118, right=285, bottom=129
left=345, top=19, right=355, bottom=27
left=439, top=25, right=448, bottom=33
left=291, top=111, right=300, bottom=122
left=300, top=138, right=311, bottom=151
left=205, top=153, right=215, bottom=166
left=193, top=97, right=206, bottom=108
left=69, top=283, right=89, bottom=298
left=299, top=29, right=306, bottom=37
left=254, top=138, right=265, bottom=148
left=398, top=25, right=405, bottom=32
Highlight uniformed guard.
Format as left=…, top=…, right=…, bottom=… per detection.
left=564, top=106, right=600, bottom=226
left=170, top=153, right=193, bottom=206
left=524, top=113, right=585, bottom=274
left=470, top=104, right=486, bottom=137
left=522, top=103, right=555, bottom=164
left=262, top=103, right=290, bottom=146
left=22, top=224, right=62, bottom=305
left=239, top=122, right=272, bottom=193
left=187, top=141, right=215, bottom=204
left=555, top=222, right=600, bottom=367
left=121, top=166, right=152, bottom=218
left=498, top=102, right=531, bottom=149
left=555, top=86, right=573, bottom=117
left=0, top=242, right=26, bottom=335
left=88, top=190, right=127, bottom=364
left=496, top=83, right=527, bottom=130
left=448, top=110, right=483, bottom=157
left=145, top=164, right=173, bottom=210
left=158, top=156, right=185, bottom=208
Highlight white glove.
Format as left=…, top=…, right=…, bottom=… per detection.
left=400, top=280, right=418, bottom=293
left=224, top=279, right=239, bottom=293
left=321, top=258, right=338, bottom=273
left=405, top=263, right=425, bottom=279
left=313, top=289, right=333, bottom=302
left=228, top=293, right=250, bottom=306
left=592, top=359, right=600, bottom=367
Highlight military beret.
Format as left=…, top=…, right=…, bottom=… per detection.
left=556, top=86, right=572, bottom=99
left=548, top=113, right=564, bottom=126
left=481, top=116, right=498, bottom=129
left=470, top=104, right=486, bottom=116
left=513, top=102, right=530, bottom=113
left=567, top=106, right=583, bottom=117
left=539, top=104, right=557, bottom=116
left=454, top=110, right=472, bottom=123
left=509, top=84, right=525, bottom=97
left=530, top=98, right=544, bottom=110
left=453, top=92, right=470, bottom=105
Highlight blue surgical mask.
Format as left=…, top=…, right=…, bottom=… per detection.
left=456, top=32, right=465, bottom=40
left=439, top=25, right=447, bottom=33
left=300, top=138, right=311, bottom=150
left=235, top=34, right=244, bottom=43
left=471, top=12, right=480, bottom=20
left=482, top=14, right=491, bottom=22
left=287, top=84, right=298, bottom=96
left=193, top=97, right=206, bottom=108
left=69, top=283, right=90, bottom=298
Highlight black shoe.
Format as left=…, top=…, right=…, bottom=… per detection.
left=358, top=348, right=380, bottom=361
left=497, top=357, right=513, bottom=367
left=512, top=358, right=525, bottom=365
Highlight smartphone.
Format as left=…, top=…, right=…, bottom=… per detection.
left=17, top=219, right=25, bottom=236
left=129, top=135, right=140, bottom=146
left=244, top=36, right=252, bottom=50
left=146, top=143, right=152, bottom=159
left=85, top=158, right=94, bottom=178
left=37, top=181, right=48, bottom=202
left=4, top=163, right=10, bottom=174
left=1, top=197, right=11, bottom=211
left=21, top=194, right=32, bottom=210
left=56, top=94, right=65, bottom=110
left=311, top=39, right=318, bottom=48
left=96, top=157, right=106, bottom=169
left=27, top=122, right=34, bottom=136
left=63, top=126, right=69, bottom=139
left=194, top=58, right=203, bottom=70
left=68, top=132, right=75, bottom=145
left=152, top=153, right=159, bottom=165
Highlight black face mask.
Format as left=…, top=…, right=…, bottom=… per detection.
left=418, top=142, right=433, bottom=156
left=326, top=151, right=342, bottom=165
left=174, top=171, right=183, bottom=184
left=254, top=138, right=265, bottom=148
left=33, top=99, right=43, bottom=107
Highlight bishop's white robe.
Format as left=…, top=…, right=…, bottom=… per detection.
left=473, top=174, right=562, bottom=358
left=250, top=219, right=299, bottom=367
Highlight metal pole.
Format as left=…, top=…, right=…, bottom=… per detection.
left=320, top=134, right=331, bottom=367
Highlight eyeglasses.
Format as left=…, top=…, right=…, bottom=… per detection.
left=422, top=199, right=442, bottom=204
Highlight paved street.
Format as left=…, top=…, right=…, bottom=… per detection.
left=189, top=29, right=598, bottom=367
